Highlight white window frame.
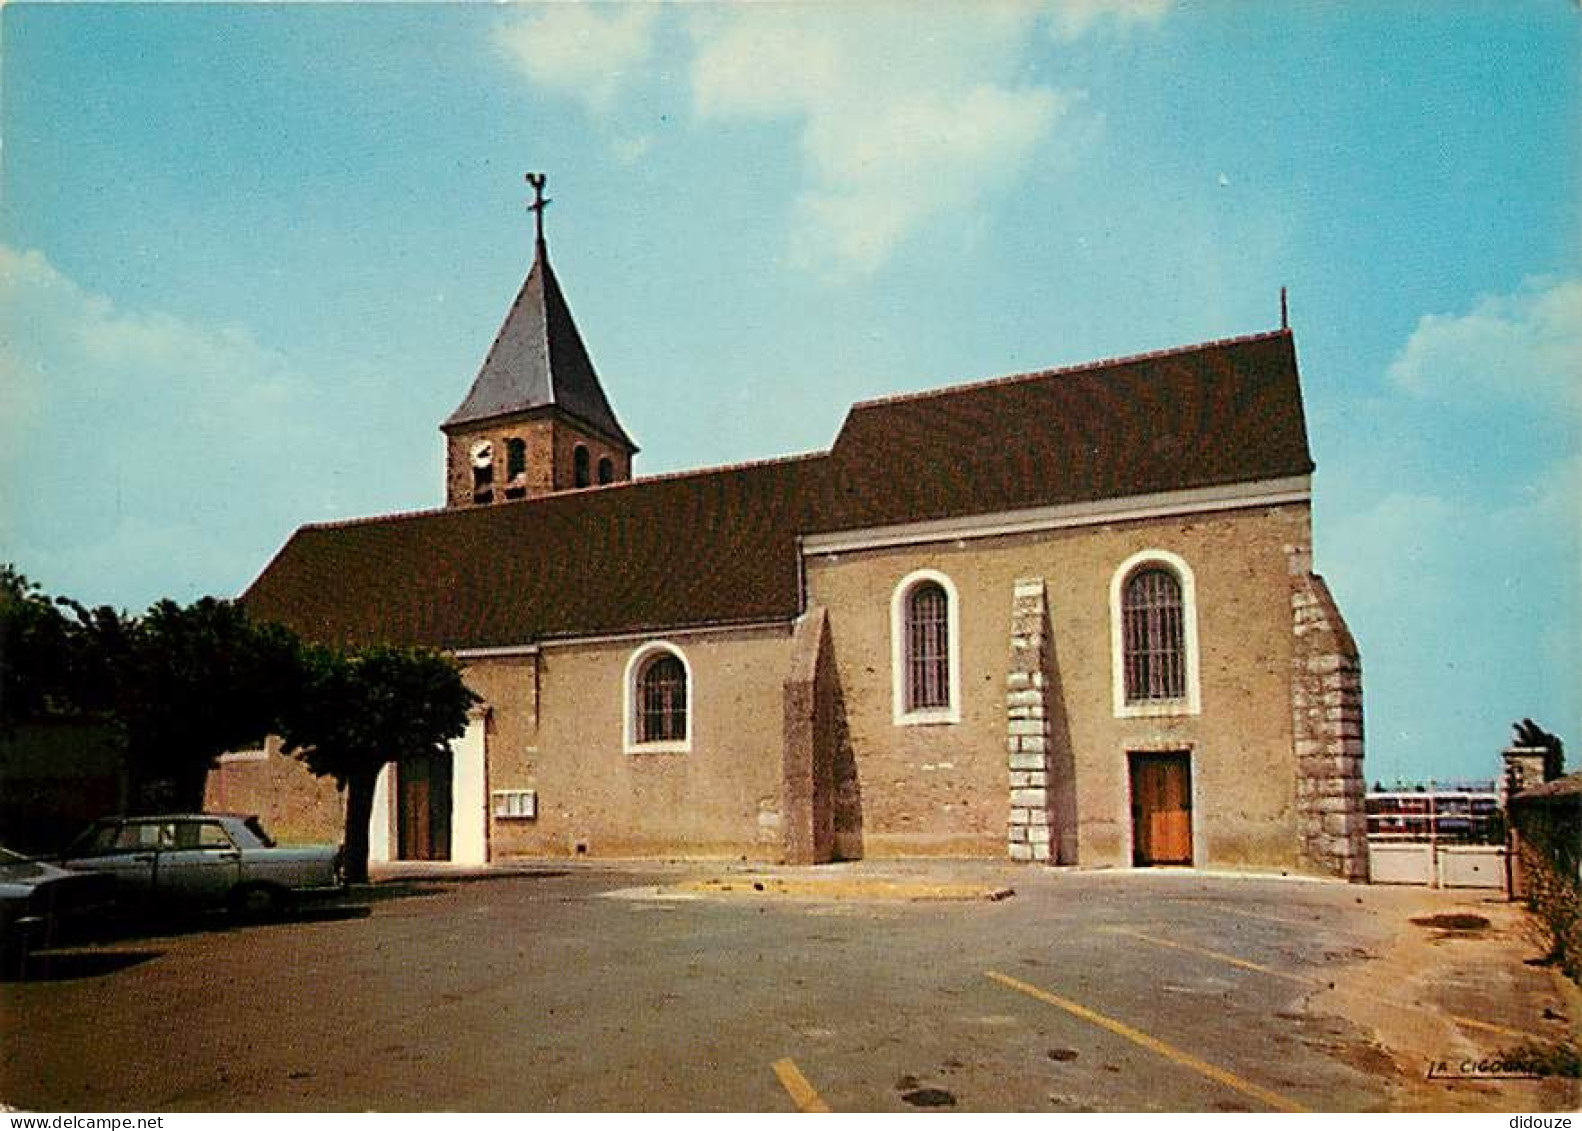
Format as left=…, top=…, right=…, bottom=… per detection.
left=1110, top=549, right=1201, bottom=718
left=623, top=640, right=693, bottom=754
left=890, top=568, right=962, bottom=726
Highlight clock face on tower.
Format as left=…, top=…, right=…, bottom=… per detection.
left=470, top=440, right=494, bottom=469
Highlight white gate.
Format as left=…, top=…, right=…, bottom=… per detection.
left=1368, top=840, right=1507, bottom=889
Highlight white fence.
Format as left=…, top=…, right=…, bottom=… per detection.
left=1368, top=841, right=1508, bottom=889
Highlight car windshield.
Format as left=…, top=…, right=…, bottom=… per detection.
left=63, top=823, right=114, bottom=857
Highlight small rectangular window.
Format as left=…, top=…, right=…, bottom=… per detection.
left=493, top=789, right=537, bottom=820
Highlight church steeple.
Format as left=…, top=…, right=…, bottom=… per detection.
left=441, top=175, right=637, bottom=508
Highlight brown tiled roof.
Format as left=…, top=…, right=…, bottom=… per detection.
left=243, top=454, right=826, bottom=649
left=820, top=329, right=1313, bottom=530
left=442, top=243, right=636, bottom=452
left=245, top=329, right=1314, bottom=647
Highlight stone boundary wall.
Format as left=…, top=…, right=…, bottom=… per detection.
left=1289, top=548, right=1369, bottom=881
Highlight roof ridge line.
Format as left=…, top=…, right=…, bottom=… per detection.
left=848, top=327, right=1292, bottom=413
left=627, top=448, right=830, bottom=487
left=292, top=448, right=832, bottom=534
left=297, top=502, right=458, bottom=533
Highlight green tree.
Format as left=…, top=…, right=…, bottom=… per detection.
left=60, top=597, right=303, bottom=813
left=277, top=644, right=477, bottom=884
left=2, top=565, right=128, bottom=728
left=1, top=565, right=75, bottom=726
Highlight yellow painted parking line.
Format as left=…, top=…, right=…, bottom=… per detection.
left=773, top=1057, right=831, bottom=1113
left=1196, top=904, right=1336, bottom=931
left=986, top=970, right=1309, bottom=1113
left=1102, top=926, right=1313, bottom=984
left=1105, top=926, right=1549, bottom=1044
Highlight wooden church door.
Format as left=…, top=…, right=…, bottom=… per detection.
left=1130, top=752, right=1193, bottom=866
left=398, top=752, right=453, bottom=861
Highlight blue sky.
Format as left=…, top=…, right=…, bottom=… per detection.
left=2, top=2, right=1577, bottom=785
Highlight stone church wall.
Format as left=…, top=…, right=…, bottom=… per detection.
left=804, top=502, right=1312, bottom=869
left=204, top=736, right=344, bottom=846
left=485, top=624, right=793, bottom=860
left=444, top=413, right=632, bottom=507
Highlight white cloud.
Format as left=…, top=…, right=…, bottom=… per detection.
left=491, top=3, right=1171, bottom=275
left=609, top=133, right=655, bottom=166
left=689, top=4, right=1074, bottom=274
left=1047, top=0, right=1171, bottom=42
left=1386, top=276, right=1582, bottom=410
left=1323, top=473, right=1580, bottom=782
left=791, top=84, right=1067, bottom=273
left=1310, top=274, right=1582, bottom=778
left=0, top=244, right=343, bottom=609
left=494, top=4, right=660, bottom=114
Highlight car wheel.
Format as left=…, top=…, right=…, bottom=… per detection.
left=228, top=883, right=284, bottom=920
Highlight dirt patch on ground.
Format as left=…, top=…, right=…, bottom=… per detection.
left=1316, top=890, right=1578, bottom=1112
left=1409, top=913, right=1491, bottom=932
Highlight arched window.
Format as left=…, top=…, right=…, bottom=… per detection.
left=1110, top=550, right=1200, bottom=717
left=573, top=444, right=590, bottom=488
left=639, top=654, right=687, bottom=742
left=624, top=642, right=692, bottom=752
left=597, top=456, right=614, bottom=485
left=1122, top=569, right=1185, bottom=701
left=905, top=583, right=950, bottom=711
left=890, top=570, right=960, bottom=724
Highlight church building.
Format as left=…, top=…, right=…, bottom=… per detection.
left=212, top=184, right=1370, bottom=880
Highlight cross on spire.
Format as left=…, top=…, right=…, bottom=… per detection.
left=526, top=172, right=551, bottom=249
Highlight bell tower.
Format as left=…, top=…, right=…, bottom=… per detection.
left=441, top=174, right=638, bottom=507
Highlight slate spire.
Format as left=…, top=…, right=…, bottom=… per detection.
left=442, top=177, right=636, bottom=453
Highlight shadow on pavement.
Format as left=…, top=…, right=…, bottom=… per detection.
left=3, top=874, right=578, bottom=985
left=3, top=948, right=162, bottom=983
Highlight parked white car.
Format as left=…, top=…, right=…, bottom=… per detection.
left=60, top=814, right=343, bottom=917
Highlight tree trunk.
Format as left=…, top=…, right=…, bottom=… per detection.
left=342, top=767, right=380, bottom=885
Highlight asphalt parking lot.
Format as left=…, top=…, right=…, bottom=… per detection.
left=3, top=862, right=1576, bottom=1112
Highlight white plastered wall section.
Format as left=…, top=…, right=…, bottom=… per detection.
left=368, top=715, right=488, bottom=865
